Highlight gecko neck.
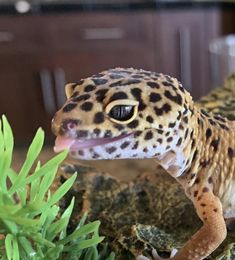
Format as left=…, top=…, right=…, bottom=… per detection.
left=154, top=105, right=200, bottom=179
left=174, top=107, right=233, bottom=188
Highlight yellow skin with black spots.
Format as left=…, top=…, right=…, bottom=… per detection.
left=52, top=68, right=235, bottom=260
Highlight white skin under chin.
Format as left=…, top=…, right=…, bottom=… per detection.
left=69, top=133, right=188, bottom=178
left=70, top=135, right=160, bottom=160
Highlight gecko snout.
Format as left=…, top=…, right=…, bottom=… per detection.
left=52, top=114, right=81, bottom=137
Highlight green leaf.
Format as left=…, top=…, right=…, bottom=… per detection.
left=63, top=237, right=105, bottom=252
left=18, top=236, right=36, bottom=258
left=42, top=244, right=64, bottom=260
left=59, top=197, right=75, bottom=240
left=29, top=233, right=55, bottom=248
left=9, top=128, right=44, bottom=198
left=58, top=221, right=101, bottom=246
left=33, top=165, right=58, bottom=203
left=106, top=252, right=115, bottom=260
left=7, top=169, right=18, bottom=185
left=2, top=115, right=14, bottom=153
left=29, top=161, right=41, bottom=202
left=25, top=151, right=68, bottom=187
left=42, top=173, right=77, bottom=213
left=0, top=117, right=4, bottom=153
left=12, top=237, right=19, bottom=260
left=5, top=234, right=13, bottom=260
left=41, top=205, right=60, bottom=238
left=84, top=246, right=98, bottom=260
left=47, top=198, right=75, bottom=241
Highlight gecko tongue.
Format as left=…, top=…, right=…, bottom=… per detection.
left=54, top=136, right=76, bottom=153
left=54, top=133, right=133, bottom=153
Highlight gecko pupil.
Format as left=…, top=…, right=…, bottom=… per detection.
left=109, top=105, right=134, bottom=121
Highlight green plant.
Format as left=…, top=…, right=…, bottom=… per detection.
left=0, top=115, right=114, bottom=260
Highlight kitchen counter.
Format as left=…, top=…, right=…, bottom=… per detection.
left=1, top=0, right=235, bottom=14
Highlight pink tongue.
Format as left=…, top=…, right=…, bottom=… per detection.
left=54, top=133, right=133, bottom=153
left=54, top=136, right=110, bottom=152
left=54, top=136, right=76, bottom=153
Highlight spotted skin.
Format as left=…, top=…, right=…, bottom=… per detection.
left=52, top=68, right=235, bottom=260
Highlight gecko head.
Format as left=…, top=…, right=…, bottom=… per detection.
left=52, top=68, right=193, bottom=160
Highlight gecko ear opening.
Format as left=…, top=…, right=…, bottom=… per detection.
left=65, top=83, right=76, bottom=99
left=105, top=99, right=139, bottom=124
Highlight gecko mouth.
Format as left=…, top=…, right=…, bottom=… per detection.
left=54, top=133, right=133, bottom=153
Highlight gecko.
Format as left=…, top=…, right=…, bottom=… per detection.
left=51, top=67, right=235, bottom=260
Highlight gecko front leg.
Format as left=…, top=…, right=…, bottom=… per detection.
left=137, top=188, right=226, bottom=260
left=172, top=189, right=227, bottom=259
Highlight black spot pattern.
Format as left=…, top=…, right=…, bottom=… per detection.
left=132, top=141, right=139, bottom=150
left=184, top=129, right=189, bottom=139
left=92, top=78, right=108, bottom=85
left=146, top=115, right=154, bottom=123
left=114, top=124, right=124, bottom=131
left=183, top=117, right=188, bottom=124
left=76, top=130, right=88, bottom=138
left=169, top=122, right=176, bottom=128
left=110, top=92, right=128, bottom=101
left=144, top=131, right=153, bottom=140
left=94, top=112, right=104, bottom=124
left=72, top=94, right=90, bottom=102
left=93, top=128, right=101, bottom=137
left=177, top=137, right=182, bottom=146
left=154, top=103, right=171, bottom=116
left=167, top=137, right=173, bottom=143
left=106, top=147, right=117, bottom=154
left=121, top=141, right=130, bottom=149
left=104, top=130, right=112, bottom=138
left=200, top=160, right=210, bottom=168
left=96, top=89, right=108, bottom=102
left=80, top=102, right=93, bottom=111
left=131, top=88, right=146, bottom=111
left=110, top=79, right=140, bottom=87
left=192, top=150, right=198, bottom=161
left=132, top=74, right=144, bottom=79
left=164, top=90, right=182, bottom=105
left=177, top=111, right=182, bottom=120
left=149, top=93, right=161, bottom=103
left=63, top=103, right=77, bottom=112
left=228, top=147, right=235, bottom=158
left=127, top=120, right=139, bottom=129
left=110, top=73, right=123, bottom=79
left=219, top=123, right=229, bottom=131
left=210, top=139, right=220, bottom=151
left=78, top=150, right=84, bottom=156
left=84, top=84, right=96, bottom=92
left=147, top=81, right=160, bottom=88
left=201, top=109, right=210, bottom=117
left=206, top=128, right=212, bottom=139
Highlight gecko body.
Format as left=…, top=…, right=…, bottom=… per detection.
left=52, top=68, right=235, bottom=260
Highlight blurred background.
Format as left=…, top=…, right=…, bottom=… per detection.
left=0, top=0, right=235, bottom=145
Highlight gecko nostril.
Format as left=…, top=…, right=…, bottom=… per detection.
left=61, top=119, right=81, bottom=132
left=67, top=122, right=76, bottom=130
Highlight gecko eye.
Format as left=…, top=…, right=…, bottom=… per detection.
left=105, top=99, right=139, bottom=124
left=109, top=105, right=134, bottom=121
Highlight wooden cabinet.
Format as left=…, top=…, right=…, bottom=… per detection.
left=0, top=9, right=221, bottom=144
left=43, top=12, right=156, bottom=76
left=153, top=8, right=221, bottom=99
left=0, top=53, right=56, bottom=144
